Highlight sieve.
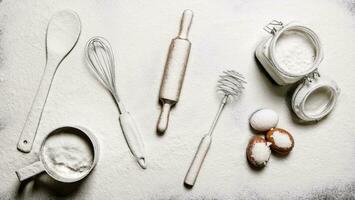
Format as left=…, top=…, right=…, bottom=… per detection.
left=256, top=20, right=340, bottom=122
left=16, top=126, right=99, bottom=183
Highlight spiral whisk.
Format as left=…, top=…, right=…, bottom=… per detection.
left=85, top=36, right=146, bottom=169
left=184, top=70, right=246, bottom=187
left=218, top=70, right=246, bottom=99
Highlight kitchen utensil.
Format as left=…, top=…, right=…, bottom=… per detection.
left=157, top=9, right=193, bottom=134
left=85, top=37, right=146, bottom=169
left=17, top=10, right=81, bottom=153
left=184, top=70, right=246, bottom=187
left=257, top=20, right=323, bottom=85
left=16, top=126, right=99, bottom=182
left=255, top=20, right=340, bottom=122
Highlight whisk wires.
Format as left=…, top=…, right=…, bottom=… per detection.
left=85, top=37, right=124, bottom=113
left=217, top=70, right=246, bottom=98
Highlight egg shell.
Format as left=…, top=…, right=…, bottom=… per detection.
left=246, top=136, right=271, bottom=168
left=249, top=109, right=279, bottom=132
left=266, top=128, right=294, bottom=155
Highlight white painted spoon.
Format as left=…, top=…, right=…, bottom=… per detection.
left=17, top=10, right=81, bottom=153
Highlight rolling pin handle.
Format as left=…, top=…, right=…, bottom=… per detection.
left=178, top=9, right=193, bottom=39
left=157, top=103, right=172, bottom=134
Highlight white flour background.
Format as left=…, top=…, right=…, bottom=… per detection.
left=0, top=0, right=355, bottom=199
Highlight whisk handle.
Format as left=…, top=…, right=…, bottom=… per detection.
left=119, top=112, right=146, bottom=169
left=184, top=134, right=212, bottom=187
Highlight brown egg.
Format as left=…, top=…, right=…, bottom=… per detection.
left=246, top=136, right=271, bottom=168
left=266, top=128, right=294, bottom=155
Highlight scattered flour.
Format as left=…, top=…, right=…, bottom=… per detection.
left=251, top=142, right=271, bottom=166
left=42, top=131, right=94, bottom=180
left=0, top=0, right=355, bottom=199
left=275, top=30, right=316, bottom=75
left=0, top=73, right=4, bottom=83
left=272, top=131, right=292, bottom=148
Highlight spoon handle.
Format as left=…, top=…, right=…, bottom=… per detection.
left=17, top=57, right=60, bottom=153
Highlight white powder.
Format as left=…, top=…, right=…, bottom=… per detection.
left=251, top=142, right=271, bottom=165
left=42, top=131, right=94, bottom=180
left=272, top=131, right=292, bottom=148
left=275, top=30, right=316, bottom=74
left=0, top=0, right=355, bottom=199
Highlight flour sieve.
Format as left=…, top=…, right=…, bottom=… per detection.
left=256, top=20, right=340, bottom=122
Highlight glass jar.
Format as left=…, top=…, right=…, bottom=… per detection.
left=255, top=20, right=340, bottom=122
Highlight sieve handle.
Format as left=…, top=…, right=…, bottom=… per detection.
left=16, top=161, right=45, bottom=181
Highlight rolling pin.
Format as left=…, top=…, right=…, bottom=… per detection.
left=157, top=9, right=193, bottom=134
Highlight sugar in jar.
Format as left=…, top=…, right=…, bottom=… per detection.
left=256, top=20, right=340, bottom=122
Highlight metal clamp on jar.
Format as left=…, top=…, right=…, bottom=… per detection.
left=255, top=20, right=340, bottom=122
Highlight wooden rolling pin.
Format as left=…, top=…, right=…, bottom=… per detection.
left=157, top=9, right=193, bottom=134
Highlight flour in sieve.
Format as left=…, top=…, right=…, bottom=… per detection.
left=42, top=131, right=94, bottom=180
left=275, top=30, right=316, bottom=75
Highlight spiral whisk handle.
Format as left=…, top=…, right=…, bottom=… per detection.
left=184, top=134, right=212, bottom=187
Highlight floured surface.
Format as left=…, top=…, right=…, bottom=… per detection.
left=0, top=0, right=354, bottom=199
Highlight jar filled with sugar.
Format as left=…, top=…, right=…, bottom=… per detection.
left=255, top=20, right=340, bottom=122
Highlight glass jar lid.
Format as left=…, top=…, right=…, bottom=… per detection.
left=291, top=73, right=340, bottom=121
